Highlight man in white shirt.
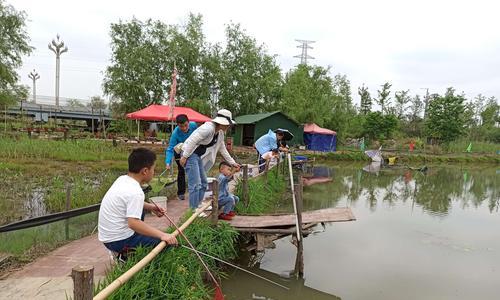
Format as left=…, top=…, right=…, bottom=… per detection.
left=180, top=109, right=240, bottom=209
left=98, top=148, right=177, bottom=256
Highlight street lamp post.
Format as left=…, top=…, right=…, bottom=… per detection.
left=28, top=69, right=40, bottom=104
left=48, top=34, right=68, bottom=109
left=209, top=81, right=220, bottom=118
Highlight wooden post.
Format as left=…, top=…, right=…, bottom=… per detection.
left=264, top=160, right=270, bottom=183
left=72, top=265, right=94, bottom=300
left=242, top=164, right=249, bottom=206
left=294, top=174, right=304, bottom=276
left=211, top=180, right=219, bottom=225
left=65, top=184, right=71, bottom=239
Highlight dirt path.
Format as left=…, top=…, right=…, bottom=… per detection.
left=0, top=198, right=188, bottom=300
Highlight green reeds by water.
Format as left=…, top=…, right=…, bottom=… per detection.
left=95, top=214, right=238, bottom=300
left=0, top=137, right=128, bottom=161
left=235, top=165, right=288, bottom=215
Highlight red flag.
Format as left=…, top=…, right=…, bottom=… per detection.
left=168, top=66, right=177, bottom=121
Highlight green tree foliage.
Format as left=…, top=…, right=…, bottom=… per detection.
left=358, top=84, right=372, bottom=114
left=218, top=23, right=282, bottom=115
left=363, top=111, right=398, bottom=140
left=103, top=15, right=282, bottom=117
left=480, top=97, right=500, bottom=142
left=182, top=98, right=211, bottom=116
left=66, top=99, right=85, bottom=108
left=375, top=82, right=392, bottom=114
left=0, top=0, right=33, bottom=107
left=406, top=94, right=424, bottom=136
left=281, top=64, right=335, bottom=126
left=326, top=74, right=357, bottom=134
left=88, top=95, right=107, bottom=110
left=104, top=14, right=210, bottom=113
left=394, top=89, right=410, bottom=120
left=425, top=88, right=466, bottom=143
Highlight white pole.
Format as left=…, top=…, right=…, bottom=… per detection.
left=287, top=153, right=301, bottom=241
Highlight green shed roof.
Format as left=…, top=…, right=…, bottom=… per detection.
left=235, top=111, right=299, bottom=125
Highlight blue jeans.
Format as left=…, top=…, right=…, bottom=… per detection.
left=219, top=194, right=239, bottom=214
left=185, top=153, right=207, bottom=209
left=104, top=232, right=161, bottom=253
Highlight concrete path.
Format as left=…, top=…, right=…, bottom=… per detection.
left=0, top=198, right=189, bottom=300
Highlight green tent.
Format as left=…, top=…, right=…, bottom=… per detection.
left=232, top=111, right=303, bottom=146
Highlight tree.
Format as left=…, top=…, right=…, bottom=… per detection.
left=218, top=23, right=282, bottom=115
left=358, top=84, right=372, bottom=114
left=88, top=96, right=107, bottom=110
left=394, top=89, right=411, bottom=120
left=481, top=97, right=499, bottom=128
left=375, top=82, right=392, bottom=114
left=407, top=94, right=424, bottom=136
left=103, top=14, right=209, bottom=114
left=327, top=74, right=357, bottom=134
left=425, top=88, right=466, bottom=143
left=281, top=64, right=335, bottom=126
left=0, top=0, right=33, bottom=107
left=363, top=111, right=398, bottom=140
left=67, top=99, right=85, bottom=108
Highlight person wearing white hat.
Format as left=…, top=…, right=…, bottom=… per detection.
left=180, top=109, right=240, bottom=209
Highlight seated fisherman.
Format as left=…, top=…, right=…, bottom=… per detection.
left=98, top=148, right=178, bottom=257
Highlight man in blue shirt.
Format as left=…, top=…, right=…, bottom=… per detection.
left=165, top=114, right=197, bottom=200
left=254, top=129, right=289, bottom=172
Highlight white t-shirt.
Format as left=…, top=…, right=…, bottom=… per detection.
left=98, top=175, right=145, bottom=243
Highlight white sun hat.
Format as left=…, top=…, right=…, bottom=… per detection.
left=212, top=109, right=236, bottom=125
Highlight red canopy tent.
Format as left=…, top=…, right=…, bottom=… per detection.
left=126, top=104, right=211, bottom=123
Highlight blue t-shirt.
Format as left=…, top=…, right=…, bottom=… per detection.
left=165, top=121, right=197, bottom=165
left=254, top=129, right=278, bottom=155
left=217, top=173, right=231, bottom=199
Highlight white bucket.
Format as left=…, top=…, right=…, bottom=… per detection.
left=149, top=196, right=167, bottom=209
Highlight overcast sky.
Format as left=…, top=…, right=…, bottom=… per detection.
left=13, top=0, right=500, bottom=106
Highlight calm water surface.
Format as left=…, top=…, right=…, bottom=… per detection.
left=223, top=163, right=500, bottom=300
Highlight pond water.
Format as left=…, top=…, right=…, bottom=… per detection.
left=222, top=163, right=500, bottom=300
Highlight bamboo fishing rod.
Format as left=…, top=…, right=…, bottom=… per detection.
left=149, top=199, right=290, bottom=291
left=179, top=245, right=290, bottom=290
left=93, top=201, right=212, bottom=300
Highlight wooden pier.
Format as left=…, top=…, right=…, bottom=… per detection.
left=229, top=207, right=355, bottom=228
left=227, top=207, right=355, bottom=251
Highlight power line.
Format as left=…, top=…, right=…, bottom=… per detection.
left=294, top=39, right=315, bottom=65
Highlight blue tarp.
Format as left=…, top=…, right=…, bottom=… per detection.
left=304, top=133, right=337, bottom=152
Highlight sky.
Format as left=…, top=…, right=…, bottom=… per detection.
left=12, top=0, right=500, bottom=106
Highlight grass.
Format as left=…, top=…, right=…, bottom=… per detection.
left=0, top=136, right=129, bottom=162
left=44, top=171, right=120, bottom=211
left=235, top=164, right=288, bottom=215
left=95, top=213, right=239, bottom=300
left=445, top=140, right=499, bottom=153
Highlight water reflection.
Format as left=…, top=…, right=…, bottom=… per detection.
left=296, top=164, right=499, bottom=216
left=223, top=250, right=341, bottom=300
left=232, top=164, right=499, bottom=300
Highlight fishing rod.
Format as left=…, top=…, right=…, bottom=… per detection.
left=149, top=199, right=224, bottom=299
left=179, top=245, right=289, bottom=290
left=149, top=199, right=289, bottom=291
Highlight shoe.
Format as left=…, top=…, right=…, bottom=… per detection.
left=218, top=213, right=233, bottom=221
left=227, top=211, right=236, bottom=217
left=178, top=194, right=185, bottom=201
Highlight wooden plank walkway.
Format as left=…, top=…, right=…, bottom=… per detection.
left=228, top=207, right=355, bottom=228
